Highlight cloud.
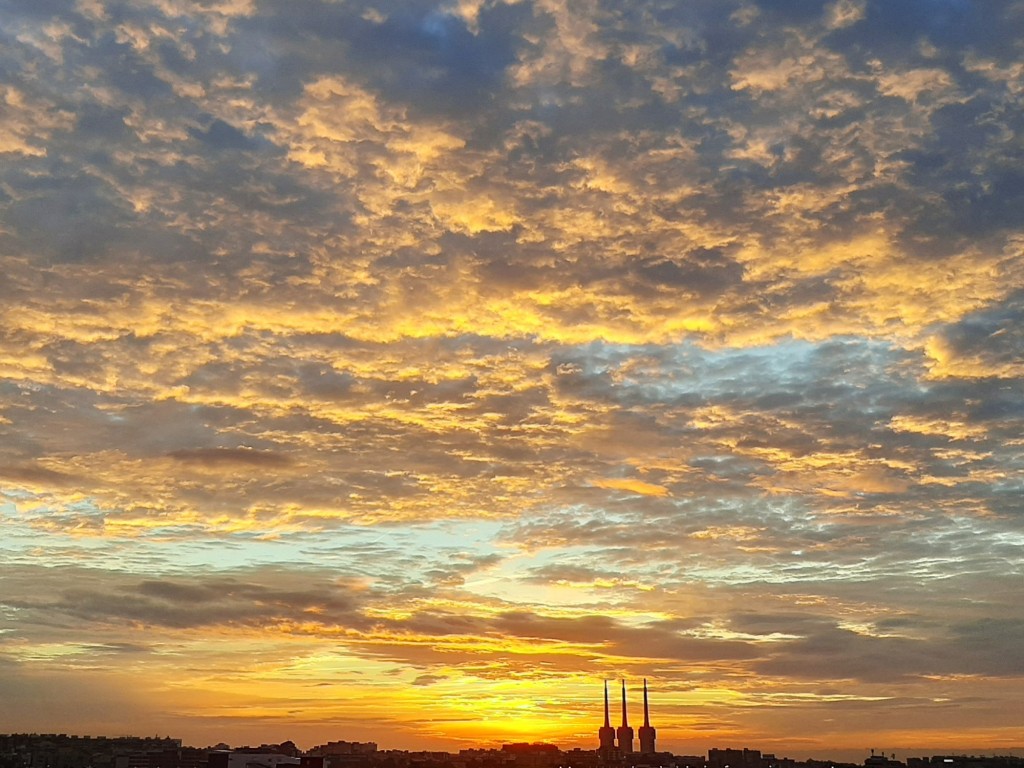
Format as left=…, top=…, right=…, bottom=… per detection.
left=167, top=448, right=294, bottom=468
left=188, top=118, right=261, bottom=151
left=753, top=617, right=1024, bottom=682
left=592, top=477, right=671, bottom=497
left=2, top=566, right=368, bottom=632
left=411, top=674, right=445, bottom=686
left=924, top=291, right=1024, bottom=380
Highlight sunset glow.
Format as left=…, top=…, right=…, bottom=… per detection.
left=2, top=0, right=1024, bottom=762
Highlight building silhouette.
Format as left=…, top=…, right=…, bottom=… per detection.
left=597, top=680, right=657, bottom=760
left=708, top=748, right=764, bottom=768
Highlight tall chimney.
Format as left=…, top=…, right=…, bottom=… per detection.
left=598, top=681, right=616, bottom=755
left=638, top=678, right=657, bottom=754
left=616, top=679, right=634, bottom=754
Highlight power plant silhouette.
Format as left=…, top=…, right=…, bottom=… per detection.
left=598, top=680, right=656, bottom=758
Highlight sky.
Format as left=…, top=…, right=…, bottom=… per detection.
left=1, top=0, right=1023, bottom=760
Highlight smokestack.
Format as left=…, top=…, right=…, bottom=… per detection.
left=638, top=678, right=656, bottom=754
left=621, top=679, right=629, bottom=727
left=605, top=680, right=611, bottom=728
left=598, top=680, right=616, bottom=754
left=643, top=678, right=650, bottom=727
left=616, top=679, right=634, bottom=754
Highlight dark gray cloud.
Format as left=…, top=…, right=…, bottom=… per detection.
left=2, top=566, right=368, bottom=632
left=754, top=617, right=1024, bottom=682
left=167, top=447, right=294, bottom=467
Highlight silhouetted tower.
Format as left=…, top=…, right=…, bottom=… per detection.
left=638, top=678, right=657, bottom=754
left=598, top=680, right=617, bottom=756
left=616, top=679, right=634, bottom=754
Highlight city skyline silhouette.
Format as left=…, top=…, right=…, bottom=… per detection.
left=2, top=0, right=1023, bottom=759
